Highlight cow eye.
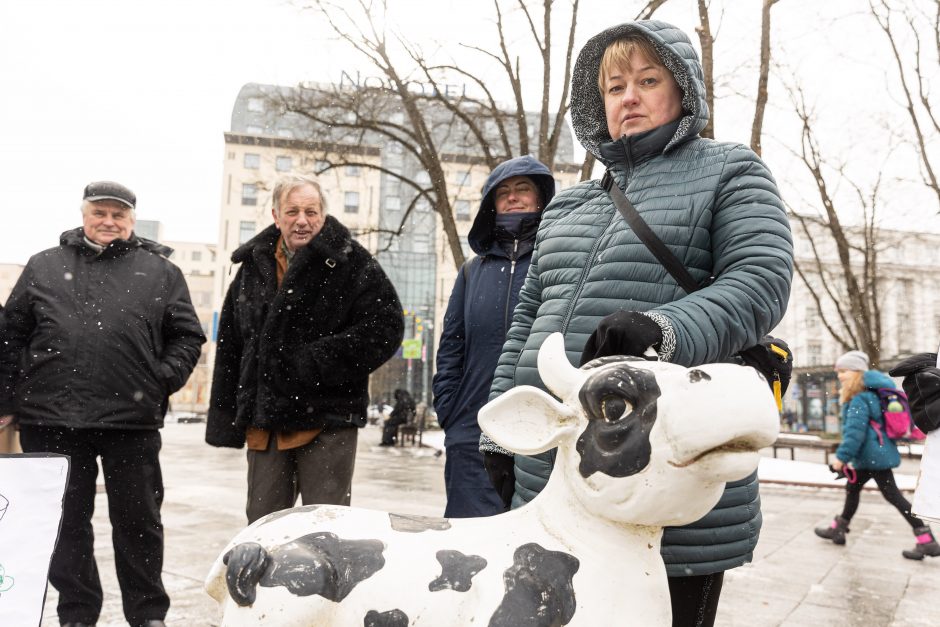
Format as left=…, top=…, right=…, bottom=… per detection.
left=601, top=395, right=631, bottom=422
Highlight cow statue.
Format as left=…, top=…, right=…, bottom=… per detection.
left=205, top=332, right=779, bottom=626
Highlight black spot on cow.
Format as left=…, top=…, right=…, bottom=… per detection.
left=576, top=363, right=661, bottom=478
left=223, top=532, right=386, bottom=606
left=688, top=369, right=711, bottom=383
left=259, top=504, right=322, bottom=525
left=364, top=608, right=409, bottom=627
left=223, top=543, right=270, bottom=606
left=429, top=549, right=487, bottom=592
left=489, top=543, right=579, bottom=627
left=389, top=513, right=451, bottom=533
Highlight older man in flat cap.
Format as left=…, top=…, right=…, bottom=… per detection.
left=0, top=181, right=206, bottom=627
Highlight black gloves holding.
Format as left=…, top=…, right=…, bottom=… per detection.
left=579, top=311, right=662, bottom=366
left=483, top=451, right=515, bottom=510
left=889, top=353, right=940, bottom=434
left=737, top=336, right=794, bottom=396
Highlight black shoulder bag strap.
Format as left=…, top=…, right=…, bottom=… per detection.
left=601, top=170, right=702, bottom=294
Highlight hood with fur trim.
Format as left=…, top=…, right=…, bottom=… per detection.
left=570, top=20, right=709, bottom=162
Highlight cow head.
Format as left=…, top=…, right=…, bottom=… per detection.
left=479, top=333, right=779, bottom=527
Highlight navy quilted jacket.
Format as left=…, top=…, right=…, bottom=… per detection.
left=483, top=20, right=793, bottom=577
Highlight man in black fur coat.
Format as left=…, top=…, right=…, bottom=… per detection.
left=207, top=175, right=404, bottom=523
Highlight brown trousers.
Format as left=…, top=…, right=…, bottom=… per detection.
left=245, top=426, right=358, bottom=523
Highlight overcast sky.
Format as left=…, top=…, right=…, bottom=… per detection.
left=1, top=0, right=936, bottom=265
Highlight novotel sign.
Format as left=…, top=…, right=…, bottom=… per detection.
left=339, top=70, right=467, bottom=99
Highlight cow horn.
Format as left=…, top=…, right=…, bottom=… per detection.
left=538, top=333, right=585, bottom=401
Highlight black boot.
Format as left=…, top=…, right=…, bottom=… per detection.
left=902, top=526, right=940, bottom=560
left=814, top=515, right=850, bottom=545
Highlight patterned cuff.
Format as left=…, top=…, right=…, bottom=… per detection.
left=639, top=311, right=676, bottom=362
left=479, top=432, right=514, bottom=457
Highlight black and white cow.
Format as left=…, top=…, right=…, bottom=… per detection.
left=206, top=332, right=779, bottom=626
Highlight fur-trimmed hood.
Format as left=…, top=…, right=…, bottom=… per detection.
left=570, top=20, right=709, bottom=162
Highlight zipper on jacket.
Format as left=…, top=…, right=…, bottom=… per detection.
left=559, top=177, right=624, bottom=335
left=503, top=239, right=519, bottom=331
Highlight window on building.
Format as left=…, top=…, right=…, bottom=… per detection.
left=246, top=125, right=263, bottom=135
left=248, top=97, right=264, bottom=112
left=238, top=220, right=255, bottom=244
left=808, top=342, right=822, bottom=366
left=276, top=156, right=292, bottom=172
left=413, top=232, right=430, bottom=253
left=276, top=128, right=294, bottom=139
left=805, top=307, right=819, bottom=328
left=315, top=159, right=330, bottom=173
left=385, top=196, right=401, bottom=211
left=241, top=184, right=258, bottom=206
left=344, top=191, right=360, bottom=213
left=191, top=250, right=202, bottom=262
left=415, top=171, right=431, bottom=186
left=243, top=153, right=260, bottom=169
left=346, top=165, right=361, bottom=177
left=454, top=170, right=471, bottom=186
left=455, top=200, right=471, bottom=221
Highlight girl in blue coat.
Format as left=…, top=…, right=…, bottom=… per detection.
left=432, top=155, right=555, bottom=518
left=815, top=350, right=940, bottom=560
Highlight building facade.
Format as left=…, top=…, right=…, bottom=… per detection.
left=771, top=220, right=940, bottom=431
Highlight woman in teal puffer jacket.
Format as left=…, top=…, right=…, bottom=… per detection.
left=480, top=19, right=793, bottom=626
left=814, top=350, right=939, bottom=560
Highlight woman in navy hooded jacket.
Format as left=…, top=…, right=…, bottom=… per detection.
left=432, top=155, right=555, bottom=518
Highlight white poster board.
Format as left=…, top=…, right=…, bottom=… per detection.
left=912, top=432, right=940, bottom=523
left=0, top=454, right=69, bottom=626
left=911, top=348, right=940, bottom=524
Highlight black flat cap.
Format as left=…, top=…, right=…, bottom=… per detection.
left=83, top=181, right=136, bottom=209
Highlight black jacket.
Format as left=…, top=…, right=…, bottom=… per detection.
left=206, top=218, right=404, bottom=448
left=0, top=228, right=206, bottom=429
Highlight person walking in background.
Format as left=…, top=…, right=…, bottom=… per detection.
left=480, top=20, right=793, bottom=626
left=380, top=388, right=416, bottom=446
left=0, top=181, right=206, bottom=627
left=815, top=350, right=940, bottom=560
left=432, top=155, right=555, bottom=517
left=206, top=175, right=403, bottom=524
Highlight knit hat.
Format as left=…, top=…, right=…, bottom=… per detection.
left=835, top=350, right=869, bottom=372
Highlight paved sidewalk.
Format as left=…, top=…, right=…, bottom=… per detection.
left=39, top=423, right=939, bottom=626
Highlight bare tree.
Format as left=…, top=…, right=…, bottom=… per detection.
left=750, top=0, right=780, bottom=155
left=869, top=0, right=940, bottom=211
left=272, top=0, right=584, bottom=269
left=694, top=0, right=716, bottom=139
left=785, top=84, right=889, bottom=366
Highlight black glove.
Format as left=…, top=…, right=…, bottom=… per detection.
left=889, top=353, right=940, bottom=434
left=580, top=311, right=663, bottom=366
left=737, top=336, right=793, bottom=396
left=828, top=464, right=857, bottom=483
left=483, top=451, right=515, bottom=510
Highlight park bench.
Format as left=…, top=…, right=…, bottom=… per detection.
left=771, top=433, right=838, bottom=465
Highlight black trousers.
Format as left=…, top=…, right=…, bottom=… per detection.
left=19, top=425, right=169, bottom=625
left=841, top=468, right=926, bottom=528
left=668, top=572, right=725, bottom=627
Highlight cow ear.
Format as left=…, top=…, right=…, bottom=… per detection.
left=479, top=386, right=580, bottom=455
